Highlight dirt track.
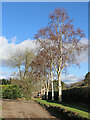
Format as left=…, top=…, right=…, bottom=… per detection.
left=2, top=100, right=62, bottom=120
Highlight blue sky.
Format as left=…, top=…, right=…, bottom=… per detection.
left=1, top=2, right=88, bottom=83
left=2, top=2, right=88, bottom=41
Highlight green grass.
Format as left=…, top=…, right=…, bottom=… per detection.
left=35, top=98, right=89, bottom=119
left=61, top=102, right=89, bottom=113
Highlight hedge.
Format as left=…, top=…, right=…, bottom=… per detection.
left=62, top=87, right=89, bottom=105
left=43, top=87, right=89, bottom=106
left=2, top=85, right=22, bottom=99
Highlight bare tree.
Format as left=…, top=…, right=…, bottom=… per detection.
left=7, top=48, right=35, bottom=80
left=7, top=49, right=23, bottom=80
left=34, top=8, right=87, bottom=102
left=33, top=34, right=56, bottom=100
left=23, top=49, right=35, bottom=79
left=31, top=50, right=48, bottom=95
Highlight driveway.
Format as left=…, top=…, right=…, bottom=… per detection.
left=2, top=100, right=63, bottom=120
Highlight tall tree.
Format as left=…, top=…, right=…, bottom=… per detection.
left=8, top=49, right=23, bottom=80
left=7, top=48, right=35, bottom=80
left=34, top=34, right=56, bottom=100
left=23, top=49, right=35, bottom=79
left=48, top=8, right=87, bottom=102
left=34, top=8, right=87, bottom=102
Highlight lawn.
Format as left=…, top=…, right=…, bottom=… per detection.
left=35, top=98, right=89, bottom=119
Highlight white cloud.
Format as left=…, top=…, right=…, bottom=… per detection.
left=0, top=36, right=88, bottom=68
left=0, top=75, right=6, bottom=79
left=0, top=36, right=88, bottom=80
left=0, top=71, right=7, bottom=75
left=73, top=38, right=88, bottom=63
left=61, top=74, right=84, bottom=84
left=15, top=39, right=37, bottom=51
left=0, top=36, right=37, bottom=66
left=75, top=50, right=88, bottom=63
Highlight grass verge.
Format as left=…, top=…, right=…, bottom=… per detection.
left=35, top=98, right=89, bottom=120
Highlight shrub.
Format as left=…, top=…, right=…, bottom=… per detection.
left=43, top=87, right=89, bottom=107
left=11, top=78, right=32, bottom=99
left=2, top=85, right=22, bottom=99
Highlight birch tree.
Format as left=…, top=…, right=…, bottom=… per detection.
left=31, top=52, right=47, bottom=94
left=34, top=8, right=87, bottom=102
left=48, top=8, right=87, bottom=102
left=34, top=31, right=56, bottom=100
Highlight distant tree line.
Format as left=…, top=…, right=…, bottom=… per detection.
left=0, top=78, right=11, bottom=85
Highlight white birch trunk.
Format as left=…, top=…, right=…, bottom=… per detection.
left=46, top=88, right=48, bottom=100
left=51, top=70, right=54, bottom=101
left=44, top=85, right=46, bottom=95
left=46, top=79, right=48, bottom=100
left=58, top=73, right=62, bottom=102
left=46, top=74, right=50, bottom=100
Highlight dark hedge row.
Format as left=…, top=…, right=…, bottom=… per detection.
left=62, top=87, right=89, bottom=104
left=43, top=87, right=89, bottom=105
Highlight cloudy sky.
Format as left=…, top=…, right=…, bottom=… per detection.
left=0, top=2, right=88, bottom=84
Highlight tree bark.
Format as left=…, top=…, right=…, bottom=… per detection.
left=44, top=85, right=46, bottom=95
left=46, top=88, right=49, bottom=100
left=45, top=78, right=48, bottom=100
left=18, top=66, right=22, bottom=80
left=51, top=68, right=54, bottom=101
left=58, top=73, right=62, bottom=102
left=46, top=73, right=50, bottom=100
